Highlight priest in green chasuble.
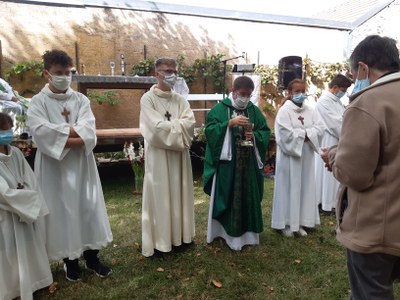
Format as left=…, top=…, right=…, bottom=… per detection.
left=203, top=76, right=270, bottom=250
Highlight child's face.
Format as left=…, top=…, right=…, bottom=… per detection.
left=0, top=122, right=12, bottom=131
left=45, top=64, right=72, bottom=77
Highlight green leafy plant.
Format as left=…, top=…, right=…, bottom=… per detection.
left=87, top=90, right=119, bottom=105
left=5, top=61, right=44, bottom=79
left=131, top=58, right=155, bottom=76
left=176, top=54, right=196, bottom=86
left=193, top=53, right=226, bottom=93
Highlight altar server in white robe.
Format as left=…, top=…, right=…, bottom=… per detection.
left=27, top=50, right=113, bottom=282
left=140, top=58, right=195, bottom=258
left=0, top=113, right=53, bottom=300
left=272, top=79, right=325, bottom=237
left=315, top=74, right=352, bottom=214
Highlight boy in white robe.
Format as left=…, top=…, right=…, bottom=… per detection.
left=140, top=58, right=195, bottom=258
left=27, top=50, right=113, bottom=282
left=271, top=79, right=325, bottom=237
left=0, top=113, right=53, bottom=300
left=314, top=74, right=352, bottom=214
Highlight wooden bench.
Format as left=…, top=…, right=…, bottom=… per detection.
left=95, top=128, right=142, bottom=152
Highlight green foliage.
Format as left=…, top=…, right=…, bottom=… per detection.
left=177, top=54, right=196, bottom=86
left=87, top=90, right=120, bottom=105
left=193, top=53, right=226, bottom=93
left=5, top=61, right=44, bottom=78
left=131, top=58, right=155, bottom=76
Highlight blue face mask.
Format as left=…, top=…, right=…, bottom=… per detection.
left=351, top=67, right=370, bottom=95
left=0, top=129, right=13, bottom=145
left=335, top=91, right=346, bottom=99
left=292, top=93, right=307, bottom=104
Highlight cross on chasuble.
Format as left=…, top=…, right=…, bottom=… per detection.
left=62, top=107, right=70, bottom=123
left=165, top=111, right=172, bottom=121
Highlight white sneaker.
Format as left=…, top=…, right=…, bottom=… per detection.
left=298, top=227, right=308, bottom=237
left=282, top=227, right=293, bottom=237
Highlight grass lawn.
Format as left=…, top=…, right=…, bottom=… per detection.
left=35, top=164, right=400, bottom=300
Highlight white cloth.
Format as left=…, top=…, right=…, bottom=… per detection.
left=172, top=77, right=190, bottom=100
left=314, top=91, right=345, bottom=211
left=0, top=78, right=25, bottom=133
left=271, top=100, right=325, bottom=232
left=26, top=84, right=113, bottom=261
left=140, top=85, right=195, bottom=257
left=0, top=146, right=53, bottom=300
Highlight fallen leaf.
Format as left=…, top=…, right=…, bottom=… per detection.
left=167, top=274, right=172, bottom=279
left=182, top=277, right=191, bottom=282
left=294, top=259, right=301, bottom=264
left=212, top=280, right=223, bottom=288
left=196, top=253, right=201, bottom=257
left=269, top=287, right=275, bottom=293
left=228, top=261, right=236, bottom=267
left=198, top=269, right=205, bottom=274
left=157, top=267, right=165, bottom=272
left=113, top=244, right=118, bottom=248
left=111, top=258, right=117, bottom=265
left=329, top=221, right=335, bottom=226
left=48, top=282, right=58, bottom=294
left=176, top=294, right=184, bottom=299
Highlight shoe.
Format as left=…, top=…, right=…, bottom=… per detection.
left=86, top=261, right=113, bottom=278
left=149, top=249, right=165, bottom=260
left=298, top=227, right=308, bottom=237
left=173, top=241, right=195, bottom=253
left=63, top=260, right=80, bottom=282
left=282, top=227, right=293, bottom=237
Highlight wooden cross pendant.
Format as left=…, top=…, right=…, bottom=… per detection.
left=17, top=183, right=24, bottom=189
left=298, top=116, right=304, bottom=125
left=165, top=111, right=172, bottom=121
left=62, top=107, right=70, bottom=122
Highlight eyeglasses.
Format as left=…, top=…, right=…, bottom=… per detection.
left=158, top=69, right=178, bottom=74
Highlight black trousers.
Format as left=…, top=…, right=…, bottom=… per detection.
left=347, top=249, right=400, bottom=300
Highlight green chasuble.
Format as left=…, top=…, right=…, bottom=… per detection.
left=203, top=97, right=270, bottom=237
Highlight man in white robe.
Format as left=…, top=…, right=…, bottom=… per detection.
left=27, top=50, right=113, bottom=281
left=272, top=79, right=325, bottom=237
left=140, top=58, right=195, bottom=258
left=0, top=112, right=53, bottom=300
left=314, top=74, right=352, bottom=214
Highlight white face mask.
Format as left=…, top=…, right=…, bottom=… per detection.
left=234, top=95, right=250, bottom=108
left=47, top=71, right=72, bottom=91
left=163, top=73, right=178, bottom=88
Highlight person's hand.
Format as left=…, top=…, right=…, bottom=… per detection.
left=229, top=115, right=249, bottom=128
left=11, top=96, right=19, bottom=102
left=320, top=147, right=332, bottom=172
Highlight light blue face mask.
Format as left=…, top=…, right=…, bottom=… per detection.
left=292, top=93, right=307, bottom=104
left=0, top=129, right=13, bottom=145
left=351, top=67, right=370, bottom=95
left=335, top=91, right=346, bottom=99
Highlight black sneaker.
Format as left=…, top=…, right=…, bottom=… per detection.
left=148, top=249, right=165, bottom=260
left=86, top=261, right=113, bottom=278
left=63, top=259, right=80, bottom=282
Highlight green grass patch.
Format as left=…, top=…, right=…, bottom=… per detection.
left=35, top=176, right=400, bottom=299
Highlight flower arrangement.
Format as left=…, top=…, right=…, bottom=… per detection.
left=193, top=124, right=206, bottom=142
left=123, top=142, right=145, bottom=193
left=124, top=141, right=145, bottom=178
